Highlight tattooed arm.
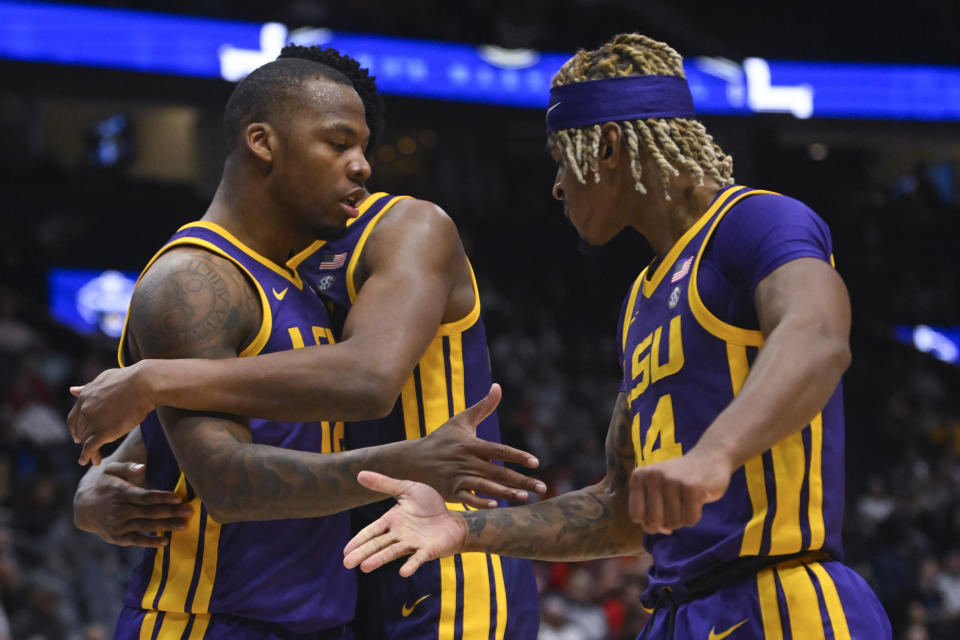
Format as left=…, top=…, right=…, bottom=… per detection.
left=344, top=392, right=647, bottom=575
left=125, top=248, right=536, bottom=523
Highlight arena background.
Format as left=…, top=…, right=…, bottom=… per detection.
left=1, top=2, right=959, bottom=638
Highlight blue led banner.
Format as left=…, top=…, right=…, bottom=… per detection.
left=3, top=0, right=960, bottom=120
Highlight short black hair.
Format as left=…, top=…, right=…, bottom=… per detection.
left=223, top=57, right=353, bottom=153
left=278, top=45, right=386, bottom=152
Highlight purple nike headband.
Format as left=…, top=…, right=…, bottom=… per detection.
left=545, top=75, right=696, bottom=134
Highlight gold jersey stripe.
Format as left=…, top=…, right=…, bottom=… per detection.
left=117, top=237, right=272, bottom=367
left=187, top=613, right=211, bottom=639
left=777, top=563, right=826, bottom=640
left=345, top=195, right=413, bottom=303
left=420, top=337, right=452, bottom=435
left=460, top=551, right=492, bottom=639
left=155, top=611, right=190, bottom=639
left=156, top=475, right=198, bottom=611
left=807, top=414, right=826, bottom=549
left=808, top=563, right=852, bottom=640
left=727, top=343, right=768, bottom=556
left=448, top=334, right=466, bottom=414
left=140, top=541, right=167, bottom=610
left=399, top=373, right=422, bottom=441
left=756, top=567, right=784, bottom=640
left=622, top=272, right=645, bottom=354
left=178, top=221, right=304, bottom=290
left=490, top=554, right=508, bottom=640
left=439, top=502, right=467, bottom=640
left=641, top=186, right=745, bottom=298
left=687, top=190, right=777, bottom=347
left=190, top=511, right=221, bottom=613
left=768, top=431, right=806, bottom=555
left=138, top=610, right=160, bottom=640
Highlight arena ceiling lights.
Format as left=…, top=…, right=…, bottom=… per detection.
left=3, top=0, right=960, bottom=121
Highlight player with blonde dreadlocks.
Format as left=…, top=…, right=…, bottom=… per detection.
left=343, top=32, right=892, bottom=640
left=550, top=33, right=733, bottom=199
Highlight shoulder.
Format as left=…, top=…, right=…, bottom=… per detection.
left=725, top=193, right=830, bottom=239
left=128, top=246, right=260, bottom=359
left=363, top=197, right=463, bottom=261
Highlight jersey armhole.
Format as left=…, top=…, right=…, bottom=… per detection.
left=687, top=190, right=776, bottom=347
left=117, top=239, right=272, bottom=368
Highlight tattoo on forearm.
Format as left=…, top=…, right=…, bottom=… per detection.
left=166, top=412, right=393, bottom=522
left=457, top=393, right=643, bottom=561
left=605, top=393, right=635, bottom=492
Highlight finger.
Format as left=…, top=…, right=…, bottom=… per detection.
left=455, top=490, right=498, bottom=509
left=456, top=479, right=525, bottom=504
left=472, top=440, right=540, bottom=469
left=121, top=502, right=193, bottom=521
left=356, top=470, right=410, bottom=497
left=79, top=434, right=105, bottom=466
left=466, top=459, right=546, bottom=494
left=91, top=450, right=102, bottom=466
left=399, top=548, right=433, bottom=578
left=360, top=540, right=414, bottom=574
left=67, top=403, right=81, bottom=443
left=661, top=480, right=682, bottom=533
left=457, top=383, right=502, bottom=434
left=123, top=489, right=188, bottom=506
left=104, top=461, right=146, bottom=480
left=343, top=517, right=391, bottom=557
left=123, top=517, right=190, bottom=533
left=116, top=533, right=169, bottom=548
left=681, top=486, right=705, bottom=528
left=345, top=532, right=403, bottom=570
left=643, top=473, right=667, bottom=535
left=628, top=470, right=645, bottom=523
left=70, top=385, right=83, bottom=397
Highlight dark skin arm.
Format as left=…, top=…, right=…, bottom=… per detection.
left=124, top=246, right=536, bottom=523
left=69, top=200, right=508, bottom=467
left=341, top=257, right=851, bottom=574
left=343, top=392, right=648, bottom=575
left=73, top=426, right=192, bottom=547
left=627, top=257, right=851, bottom=533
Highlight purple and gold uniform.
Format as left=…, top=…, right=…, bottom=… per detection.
left=295, top=193, right=540, bottom=640
left=620, top=186, right=890, bottom=639
left=114, top=222, right=355, bottom=640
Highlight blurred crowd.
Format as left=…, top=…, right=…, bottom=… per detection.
left=0, top=149, right=958, bottom=640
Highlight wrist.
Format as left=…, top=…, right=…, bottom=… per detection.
left=133, top=360, right=162, bottom=409
left=453, top=512, right=472, bottom=553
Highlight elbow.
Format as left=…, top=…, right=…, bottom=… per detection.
left=824, top=336, right=852, bottom=379
left=197, top=489, right=242, bottom=524
left=352, top=367, right=404, bottom=419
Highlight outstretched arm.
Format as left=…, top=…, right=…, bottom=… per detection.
left=628, top=257, right=851, bottom=532
left=344, top=392, right=647, bottom=576
left=119, top=248, right=539, bottom=522
left=70, top=199, right=471, bottom=463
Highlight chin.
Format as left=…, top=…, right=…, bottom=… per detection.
left=313, top=222, right=348, bottom=241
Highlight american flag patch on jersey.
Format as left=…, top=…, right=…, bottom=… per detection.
left=671, top=256, right=693, bottom=283
left=318, top=252, right=347, bottom=271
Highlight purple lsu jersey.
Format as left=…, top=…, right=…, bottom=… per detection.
left=116, top=222, right=355, bottom=637
left=294, top=193, right=540, bottom=640
left=619, top=186, right=847, bottom=597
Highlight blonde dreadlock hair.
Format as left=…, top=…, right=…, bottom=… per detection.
left=551, top=33, right=734, bottom=198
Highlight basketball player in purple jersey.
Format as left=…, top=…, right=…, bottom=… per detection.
left=341, top=34, right=893, bottom=639
left=73, top=48, right=541, bottom=639
left=98, top=57, right=541, bottom=639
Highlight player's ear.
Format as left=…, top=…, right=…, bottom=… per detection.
left=598, top=122, right=623, bottom=167
left=245, top=122, right=276, bottom=166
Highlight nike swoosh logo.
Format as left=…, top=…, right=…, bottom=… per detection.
left=272, top=287, right=288, bottom=301
left=546, top=101, right=562, bottom=116
left=401, top=594, right=430, bottom=618
left=708, top=619, right=749, bottom=640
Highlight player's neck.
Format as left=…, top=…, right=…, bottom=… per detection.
left=634, top=178, right=722, bottom=256
left=204, top=180, right=308, bottom=267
